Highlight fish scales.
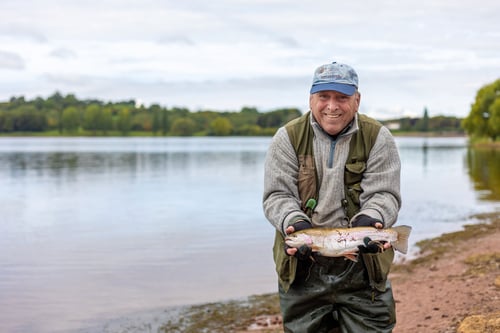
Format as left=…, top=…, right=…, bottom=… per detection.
left=285, top=225, right=412, bottom=261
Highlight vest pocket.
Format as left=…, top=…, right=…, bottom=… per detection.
left=344, top=161, right=366, bottom=214
left=298, top=155, right=316, bottom=212
left=361, top=247, right=394, bottom=292
left=345, top=161, right=366, bottom=186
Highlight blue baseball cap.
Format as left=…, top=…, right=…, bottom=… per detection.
left=310, top=61, right=359, bottom=96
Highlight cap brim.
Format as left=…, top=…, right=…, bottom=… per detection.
left=310, top=83, right=356, bottom=96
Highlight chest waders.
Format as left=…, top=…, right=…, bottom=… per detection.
left=272, top=112, right=397, bottom=332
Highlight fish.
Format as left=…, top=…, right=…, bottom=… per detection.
left=284, top=225, right=412, bottom=261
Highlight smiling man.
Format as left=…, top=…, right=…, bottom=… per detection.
left=263, top=61, right=402, bottom=332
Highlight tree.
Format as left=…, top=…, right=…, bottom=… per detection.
left=210, top=117, right=233, bottom=136
left=419, top=107, right=429, bottom=132
left=257, top=108, right=302, bottom=128
left=151, top=105, right=162, bottom=135
left=161, top=109, right=169, bottom=135
left=0, top=111, right=14, bottom=132
left=83, top=104, right=101, bottom=135
left=170, top=118, right=196, bottom=136
left=12, top=105, right=47, bottom=131
left=463, top=79, right=500, bottom=140
left=117, top=107, right=131, bottom=135
left=99, top=107, right=113, bottom=135
left=489, top=98, right=500, bottom=140
left=61, top=106, right=80, bottom=133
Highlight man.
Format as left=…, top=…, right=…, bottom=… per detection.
left=263, top=61, right=402, bottom=332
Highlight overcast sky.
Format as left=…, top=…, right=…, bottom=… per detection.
left=1, top=0, right=499, bottom=119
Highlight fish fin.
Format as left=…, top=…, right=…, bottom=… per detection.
left=343, top=252, right=359, bottom=262
left=391, top=225, right=412, bottom=254
left=311, top=245, right=321, bottom=252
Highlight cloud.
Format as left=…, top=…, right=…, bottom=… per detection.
left=0, top=50, right=24, bottom=70
left=49, top=48, right=77, bottom=60
left=0, top=0, right=499, bottom=118
left=0, top=24, right=48, bottom=43
left=157, top=35, right=195, bottom=46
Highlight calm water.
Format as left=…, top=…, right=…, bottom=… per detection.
left=0, top=136, right=499, bottom=333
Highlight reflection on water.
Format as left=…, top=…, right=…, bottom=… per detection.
left=0, top=136, right=498, bottom=333
left=466, top=147, right=500, bottom=201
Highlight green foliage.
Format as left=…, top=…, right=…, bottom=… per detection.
left=381, top=112, right=464, bottom=133
left=0, top=91, right=472, bottom=137
left=0, top=105, right=47, bottom=132
left=100, top=107, right=113, bottom=134
left=257, top=108, right=302, bottom=128
left=83, top=104, right=101, bottom=134
left=462, top=79, right=500, bottom=141
left=170, top=118, right=196, bottom=136
left=210, top=117, right=233, bottom=136
left=117, top=108, right=132, bottom=135
left=466, top=147, right=500, bottom=201
left=151, top=104, right=162, bottom=135
left=418, top=107, right=429, bottom=132
left=61, top=106, right=80, bottom=133
left=131, top=112, right=152, bottom=131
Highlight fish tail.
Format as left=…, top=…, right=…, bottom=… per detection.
left=391, top=225, right=412, bottom=254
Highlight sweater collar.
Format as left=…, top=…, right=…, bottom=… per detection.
left=309, top=111, right=359, bottom=141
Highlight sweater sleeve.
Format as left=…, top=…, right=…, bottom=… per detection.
left=353, top=126, right=402, bottom=227
left=263, top=127, right=310, bottom=234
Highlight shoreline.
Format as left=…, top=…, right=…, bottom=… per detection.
left=86, top=212, right=500, bottom=333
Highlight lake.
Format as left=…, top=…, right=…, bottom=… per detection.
left=0, top=136, right=499, bottom=333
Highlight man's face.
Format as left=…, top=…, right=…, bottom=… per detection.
left=309, top=90, right=360, bottom=136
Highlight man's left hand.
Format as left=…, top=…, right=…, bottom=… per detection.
left=353, top=215, right=392, bottom=250
left=352, top=214, right=385, bottom=229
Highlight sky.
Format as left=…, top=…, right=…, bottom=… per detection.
left=1, top=0, right=499, bottom=119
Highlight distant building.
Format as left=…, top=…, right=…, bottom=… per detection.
left=385, top=122, right=401, bottom=130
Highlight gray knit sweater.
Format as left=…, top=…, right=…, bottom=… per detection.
left=263, top=112, right=402, bottom=234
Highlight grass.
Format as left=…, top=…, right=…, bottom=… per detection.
left=158, top=294, right=281, bottom=333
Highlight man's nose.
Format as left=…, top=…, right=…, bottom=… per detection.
left=327, top=100, right=337, bottom=111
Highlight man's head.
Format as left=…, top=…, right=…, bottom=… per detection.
left=309, top=61, right=360, bottom=136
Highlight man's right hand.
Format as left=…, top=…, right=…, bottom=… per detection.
left=285, top=220, right=312, bottom=257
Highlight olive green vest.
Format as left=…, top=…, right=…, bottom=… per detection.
left=273, top=111, right=382, bottom=291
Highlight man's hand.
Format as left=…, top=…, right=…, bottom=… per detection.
left=353, top=216, right=391, bottom=250
left=358, top=237, right=384, bottom=253
left=352, top=214, right=385, bottom=229
left=285, top=220, right=312, bottom=257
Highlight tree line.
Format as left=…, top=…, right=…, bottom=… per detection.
left=0, top=91, right=467, bottom=136
left=462, top=79, right=500, bottom=142
left=0, top=92, right=302, bottom=136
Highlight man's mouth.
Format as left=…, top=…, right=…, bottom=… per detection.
left=325, top=113, right=341, bottom=119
